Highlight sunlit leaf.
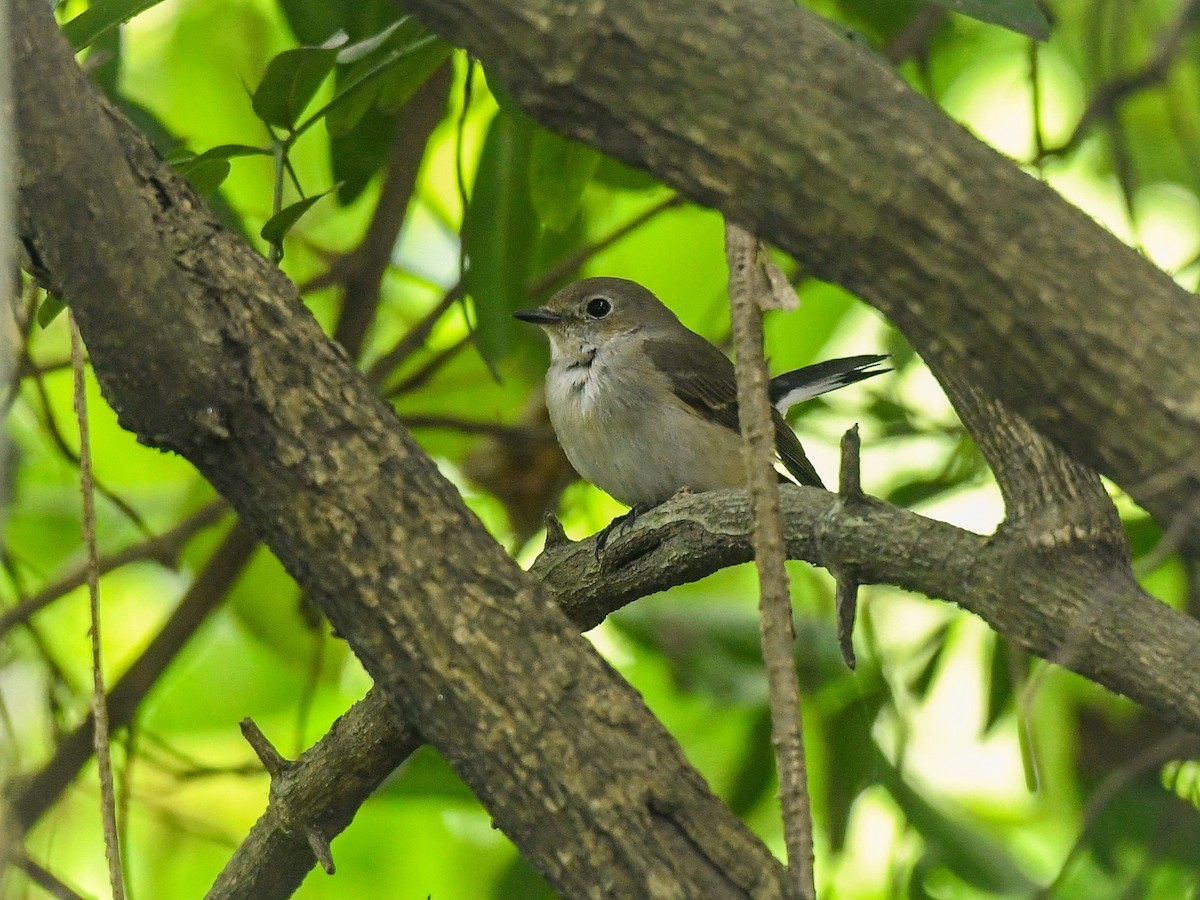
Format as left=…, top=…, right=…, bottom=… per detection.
left=319, top=30, right=448, bottom=137
left=260, top=187, right=337, bottom=246
left=877, top=747, right=1036, bottom=892
left=1162, top=760, right=1200, bottom=812
left=62, top=0, right=167, bottom=51
left=335, top=17, right=409, bottom=65
left=984, top=634, right=1015, bottom=732
left=252, top=42, right=344, bottom=131
left=926, top=0, right=1050, bottom=40
left=173, top=144, right=270, bottom=196
left=177, top=157, right=232, bottom=196
left=593, top=153, right=660, bottom=191
left=528, top=129, right=600, bottom=232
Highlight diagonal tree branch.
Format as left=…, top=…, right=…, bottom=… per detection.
left=211, top=481, right=1200, bottom=893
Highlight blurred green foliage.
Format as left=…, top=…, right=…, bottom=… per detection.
left=5, top=0, right=1200, bottom=897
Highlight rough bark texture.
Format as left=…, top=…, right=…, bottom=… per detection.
left=401, top=0, right=1200, bottom=543
left=211, top=483, right=1200, bottom=892
left=14, top=2, right=790, bottom=896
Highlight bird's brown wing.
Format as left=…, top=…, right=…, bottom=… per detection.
left=643, top=334, right=825, bottom=489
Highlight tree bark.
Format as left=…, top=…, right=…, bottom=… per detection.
left=402, top=0, right=1200, bottom=544
left=13, top=1, right=790, bottom=896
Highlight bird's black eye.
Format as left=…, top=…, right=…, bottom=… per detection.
left=585, top=296, right=612, bottom=318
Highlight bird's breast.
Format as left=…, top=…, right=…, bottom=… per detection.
left=544, top=347, right=745, bottom=506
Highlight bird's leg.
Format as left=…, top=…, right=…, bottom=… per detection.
left=594, top=502, right=656, bottom=561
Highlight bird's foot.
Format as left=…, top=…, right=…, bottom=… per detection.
left=594, top=502, right=655, bottom=562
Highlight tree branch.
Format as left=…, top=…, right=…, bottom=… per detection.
left=212, top=481, right=1200, bottom=891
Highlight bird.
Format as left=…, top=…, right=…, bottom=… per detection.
left=514, top=276, right=886, bottom=535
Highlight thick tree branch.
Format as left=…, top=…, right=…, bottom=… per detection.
left=213, top=483, right=1200, bottom=891
left=402, top=0, right=1200, bottom=545
left=14, top=2, right=789, bottom=896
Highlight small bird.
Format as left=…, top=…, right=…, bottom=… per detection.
left=514, top=277, right=886, bottom=519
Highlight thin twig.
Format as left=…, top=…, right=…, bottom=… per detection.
left=268, top=139, right=286, bottom=265
left=834, top=426, right=863, bottom=669
left=30, top=361, right=150, bottom=534
left=384, top=334, right=470, bottom=398
left=1036, top=729, right=1197, bottom=898
left=726, top=222, right=815, bottom=899
left=364, top=280, right=464, bottom=387
left=10, top=524, right=258, bottom=836
left=71, top=313, right=126, bottom=900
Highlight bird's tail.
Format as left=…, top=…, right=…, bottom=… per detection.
left=769, top=354, right=889, bottom=413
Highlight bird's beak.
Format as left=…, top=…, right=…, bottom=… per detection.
left=513, top=307, right=563, bottom=325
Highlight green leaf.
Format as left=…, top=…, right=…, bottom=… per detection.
left=37, top=293, right=67, bottom=328
left=464, top=109, right=542, bottom=368
left=374, top=38, right=453, bottom=113
left=335, top=18, right=409, bottom=65
left=177, top=158, right=231, bottom=197
left=528, top=129, right=600, bottom=233
left=593, top=153, right=660, bottom=191
left=62, top=0, right=167, bottom=51
left=323, top=31, right=450, bottom=137
left=926, top=0, right=1050, bottom=40
left=252, top=42, right=344, bottom=131
left=1162, top=760, right=1200, bottom=812
left=330, top=105, right=394, bottom=205
left=172, top=144, right=271, bottom=197
left=984, top=634, right=1015, bottom=732
left=260, top=187, right=337, bottom=246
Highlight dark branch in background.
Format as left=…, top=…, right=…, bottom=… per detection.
left=363, top=281, right=463, bottom=387
left=317, top=65, right=452, bottom=361
left=1041, top=0, right=1200, bottom=159
left=9, top=853, right=87, bottom=900
left=0, top=499, right=227, bottom=639
left=526, top=193, right=685, bottom=297
left=1037, top=728, right=1200, bottom=898
left=8, top=524, right=258, bottom=836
